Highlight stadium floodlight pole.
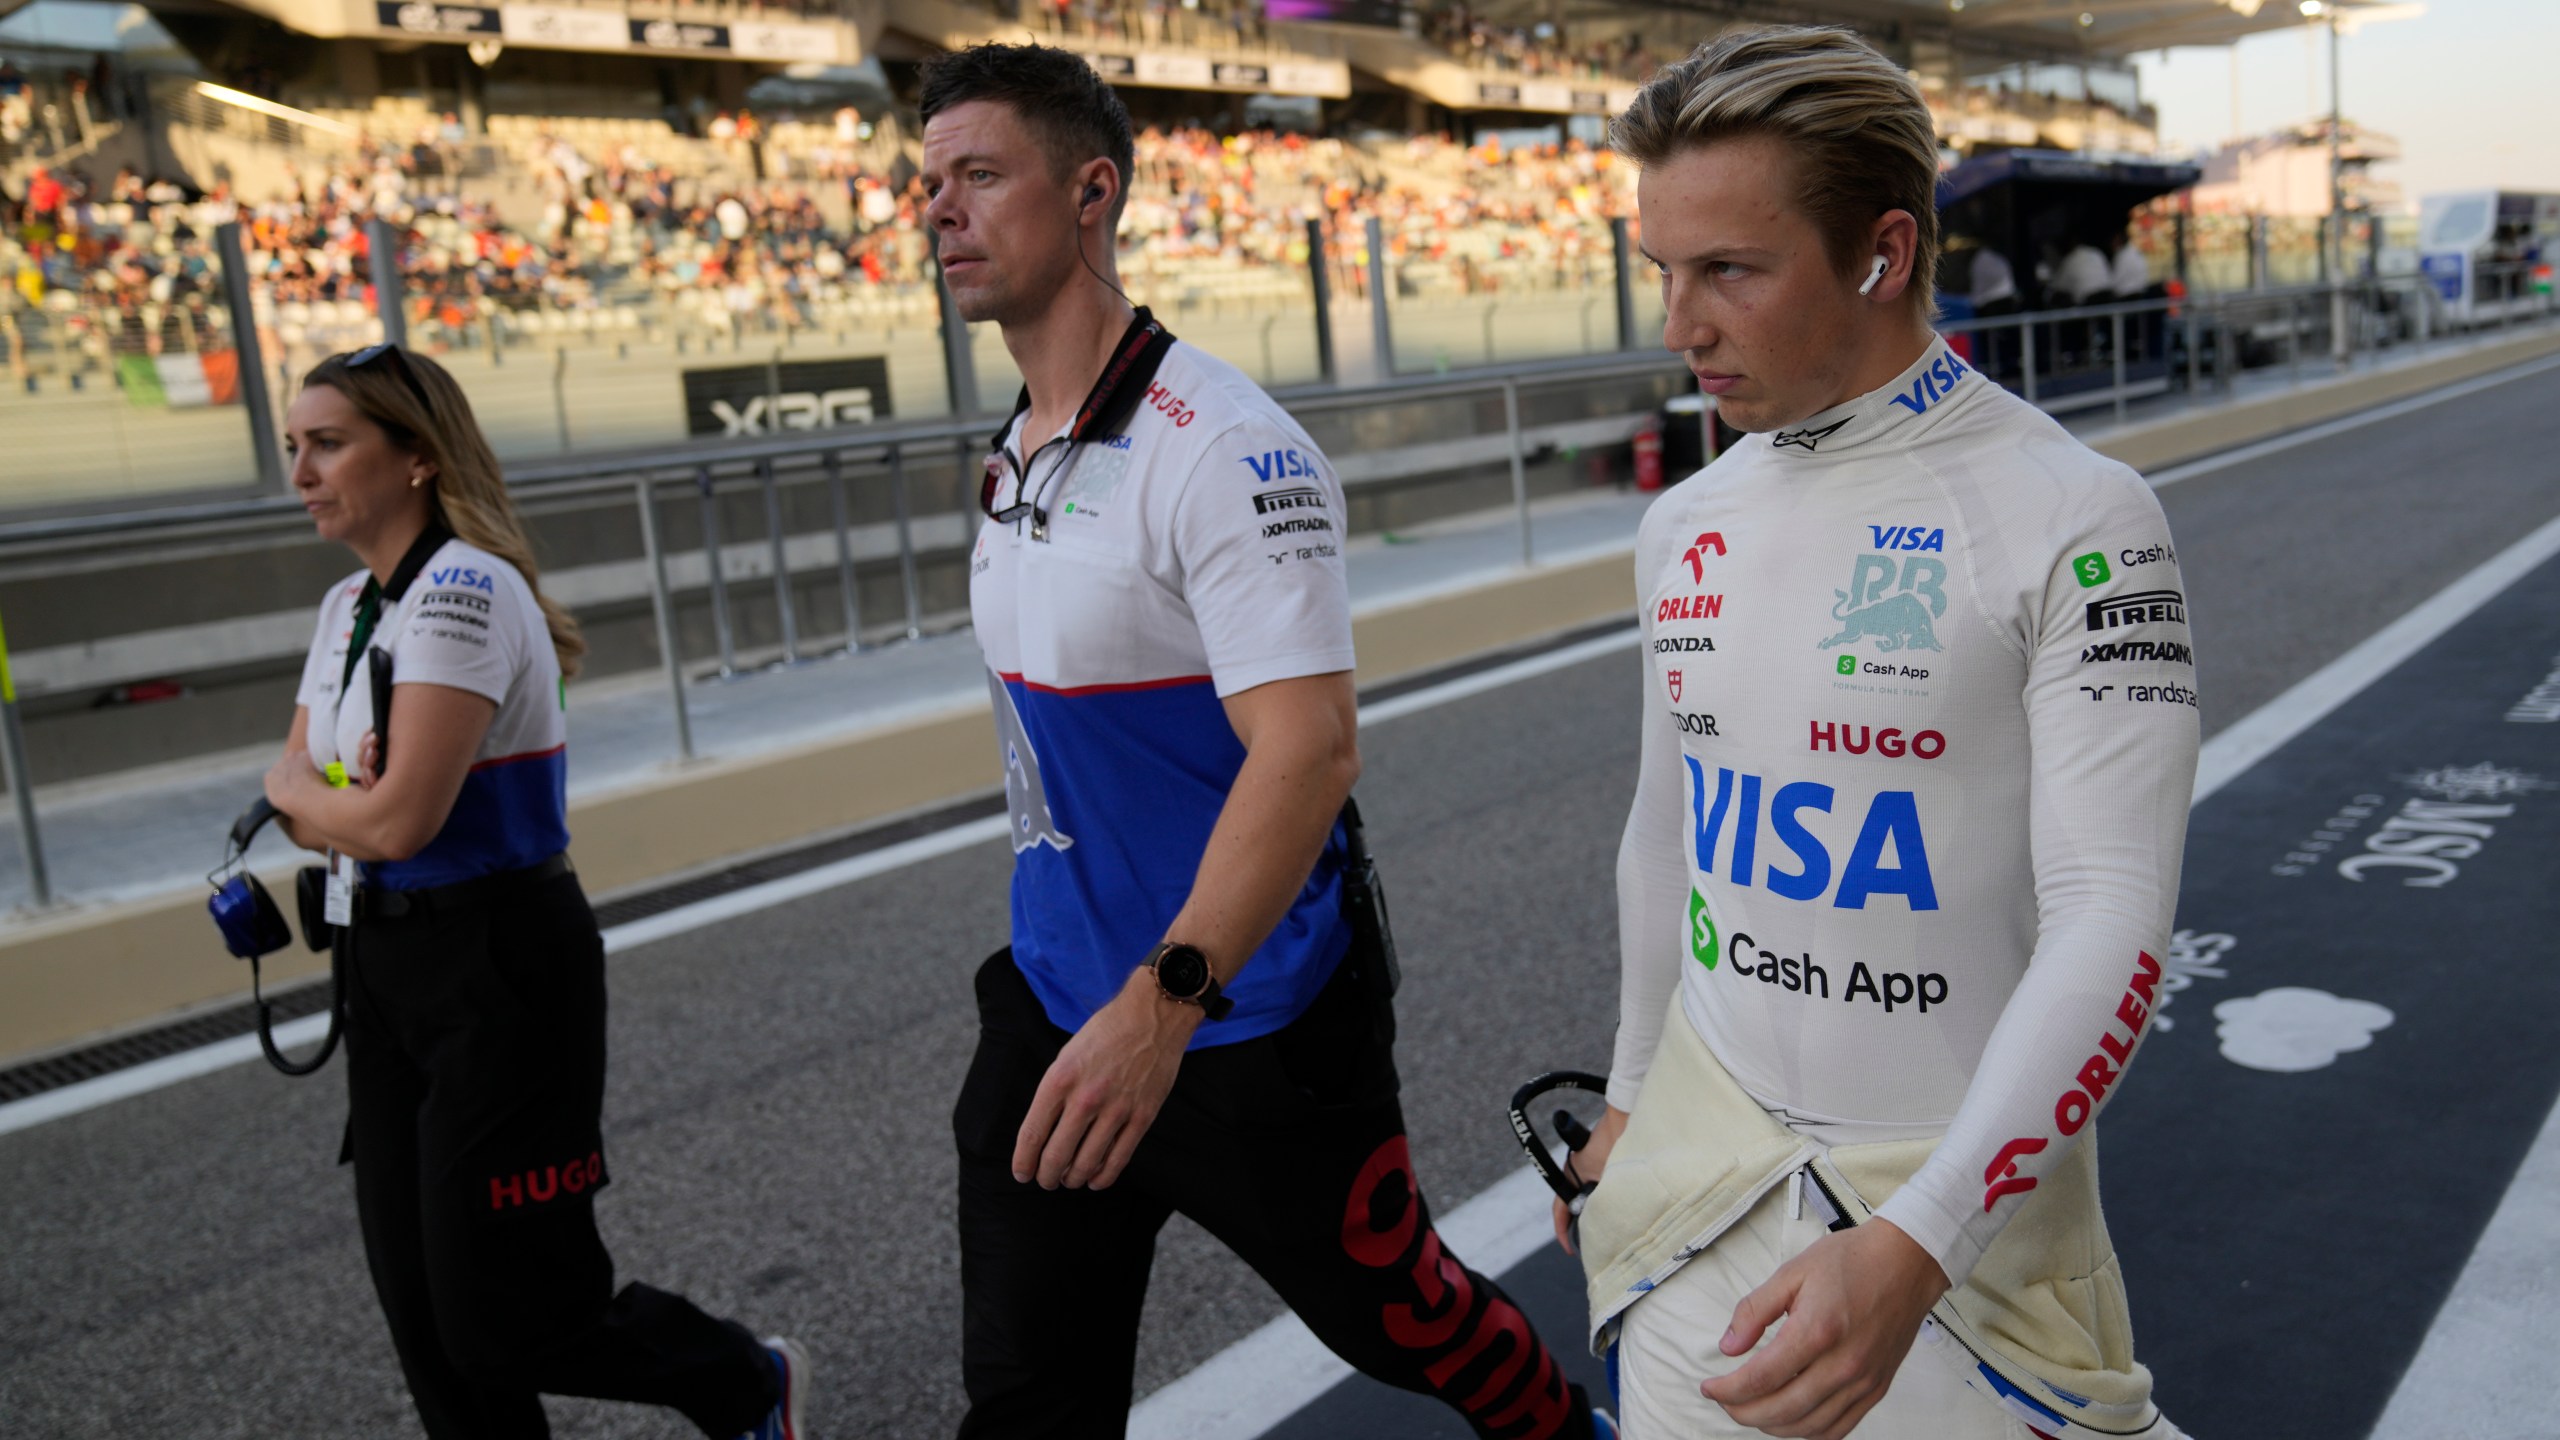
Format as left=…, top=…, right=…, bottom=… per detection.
left=2326, top=3, right=2350, bottom=363
left=935, top=257, right=981, bottom=418
left=1364, top=215, right=1393, bottom=379
left=214, top=220, right=287, bottom=493
left=365, top=217, right=408, bottom=349
left=1609, top=216, right=1637, bottom=351
left=1305, top=218, right=1337, bottom=383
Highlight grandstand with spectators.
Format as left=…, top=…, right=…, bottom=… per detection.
left=0, top=0, right=2420, bottom=507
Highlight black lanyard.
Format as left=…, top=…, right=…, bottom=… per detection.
left=984, top=307, right=1177, bottom=541
left=339, top=523, right=450, bottom=695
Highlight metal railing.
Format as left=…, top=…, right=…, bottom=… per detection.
left=0, top=341, right=1702, bottom=905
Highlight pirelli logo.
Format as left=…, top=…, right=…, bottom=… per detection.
left=1253, top=486, right=1325, bottom=515
left=2085, top=589, right=2185, bottom=632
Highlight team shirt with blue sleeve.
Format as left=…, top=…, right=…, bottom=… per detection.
left=295, top=536, right=570, bottom=890
left=970, top=337, right=1359, bottom=1047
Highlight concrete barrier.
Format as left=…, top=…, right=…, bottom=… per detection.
left=2086, top=325, right=2560, bottom=474
left=0, top=546, right=1639, bottom=1065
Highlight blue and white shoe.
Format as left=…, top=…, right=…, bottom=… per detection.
left=1589, top=1405, right=1621, bottom=1439
left=742, top=1336, right=808, bottom=1440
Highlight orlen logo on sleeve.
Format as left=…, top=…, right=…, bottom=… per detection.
left=1982, top=950, right=2163, bottom=1212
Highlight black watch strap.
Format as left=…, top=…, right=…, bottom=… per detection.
left=1148, top=941, right=1233, bottom=1021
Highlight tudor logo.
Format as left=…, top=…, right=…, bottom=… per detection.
left=1683, top=531, right=1727, bottom=582
left=1771, top=418, right=1849, bottom=451
left=1666, top=669, right=1684, bottom=703
left=2085, top=589, right=2187, bottom=632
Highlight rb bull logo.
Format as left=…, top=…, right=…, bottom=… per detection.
left=989, top=672, right=1074, bottom=855
left=1819, top=553, right=1949, bottom=654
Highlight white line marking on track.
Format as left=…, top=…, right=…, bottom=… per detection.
left=0, top=629, right=1645, bottom=1138
left=2192, top=510, right=2560, bottom=804
left=1128, top=1166, right=1560, bottom=1440
left=2370, top=1075, right=2560, bottom=1436
left=0, top=1011, right=334, bottom=1139
left=2144, top=348, right=2560, bottom=490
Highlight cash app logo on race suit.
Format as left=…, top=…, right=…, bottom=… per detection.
left=1689, top=888, right=1718, bottom=969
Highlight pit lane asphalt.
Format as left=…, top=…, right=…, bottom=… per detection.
left=5, top=361, right=2558, bottom=1438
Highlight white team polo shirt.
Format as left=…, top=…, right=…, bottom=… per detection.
left=970, top=319, right=1358, bottom=1046
left=295, top=531, right=570, bottom=891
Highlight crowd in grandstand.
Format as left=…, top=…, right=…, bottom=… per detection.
left=1, top=102, right=1644, bottom=378
left=1419, top=4, right=1659, bottom=82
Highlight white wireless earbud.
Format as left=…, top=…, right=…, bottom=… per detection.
left=1858, top=255, right=1889, bottom=296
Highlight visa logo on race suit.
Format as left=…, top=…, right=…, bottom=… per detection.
left=428, top=566, right=497, bottom=593
left=1885, top=349, right=1975, bottom=416
left=1684, top=756, right=1939, bottom=911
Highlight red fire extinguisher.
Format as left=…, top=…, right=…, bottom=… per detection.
left=1633, top=421, right=1665, bottom=491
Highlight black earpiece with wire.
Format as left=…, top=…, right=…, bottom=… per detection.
left=1076, top=178, right=1131, bottom=304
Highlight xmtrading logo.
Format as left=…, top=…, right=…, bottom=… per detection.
left=2072, top=552, right=2111, bottom=588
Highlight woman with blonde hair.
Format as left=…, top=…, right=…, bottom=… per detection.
left=262, top=343, right=808, bottom=1440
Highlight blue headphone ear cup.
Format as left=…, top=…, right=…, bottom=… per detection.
left=210, top=872, right=294, bottom=958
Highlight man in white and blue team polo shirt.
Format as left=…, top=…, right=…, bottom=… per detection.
left=924, top=44, right=1601, bottom=1440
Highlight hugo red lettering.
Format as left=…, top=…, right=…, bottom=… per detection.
left=1981, top=951, right=2161, bottom=1213
left=489, top=1151, right=606, bottom=1212
left=1341, top=1137, right=1575, bottom=1438
left=1143, top=381, right=1197, bottom=428
left=1808, top=722, right=1945, bottom=759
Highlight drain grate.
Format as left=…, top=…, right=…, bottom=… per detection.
left=0, top=978, right=335, bottom=1103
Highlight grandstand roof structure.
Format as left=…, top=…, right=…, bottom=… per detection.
left=1525, top=0, right=2417, bottom=64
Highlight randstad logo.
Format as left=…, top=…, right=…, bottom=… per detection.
left=1241, top=449, right=1315, bottom=483
left=1888, top=350, right=1975, bottom=416
left=1686, top=756, right=1939, bottom=911
left=429, top=566, right=497, bottom=593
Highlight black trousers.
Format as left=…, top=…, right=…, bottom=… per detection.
left=954, top=945, right=1594, bottom=1440
left=343, top=870, right=777, bottom=1439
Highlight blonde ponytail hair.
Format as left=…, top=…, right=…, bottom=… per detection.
left=305, top=347, right=589, bottom=677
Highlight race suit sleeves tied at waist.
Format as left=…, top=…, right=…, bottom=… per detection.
left=1579, top=1002, right=2165, bottom=1439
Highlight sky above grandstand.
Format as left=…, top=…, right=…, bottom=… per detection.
left=2134, top=0, right=2557, bottom=202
